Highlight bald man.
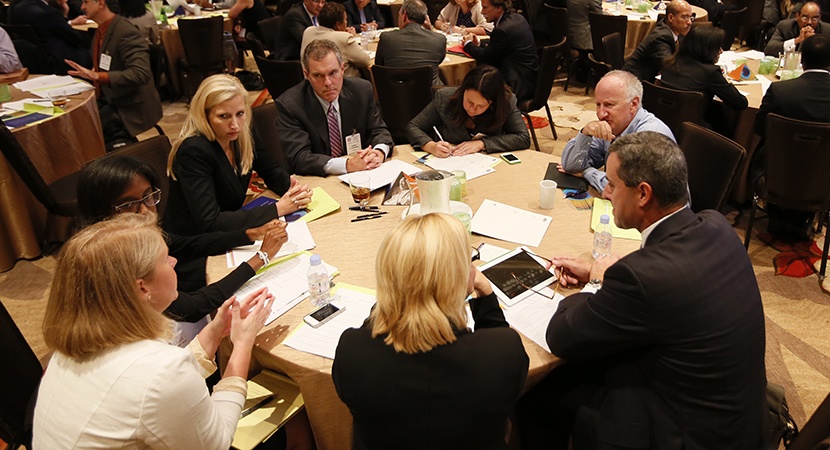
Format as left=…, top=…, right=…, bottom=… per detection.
left=765, top=1, right=830, bottom=55
left=622, top=0, right=694, bottom=81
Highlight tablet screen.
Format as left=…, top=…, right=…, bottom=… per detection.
left=482, top=250, right=553, bottom=300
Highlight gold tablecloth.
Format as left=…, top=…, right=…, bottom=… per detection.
left=0, top=82, right=105, bottom=272
left=208, top=147, right=641, bottom=449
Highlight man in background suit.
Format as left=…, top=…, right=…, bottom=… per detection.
left=567, top=0, right=601, bottom=51
left=275, top=39, right=393, bottom=176
left=64, top=0, right=162, bottom=150
left=519, top=131, right=768, bottom=450
left=752, top=34, right=830, bottom=240
left=9, top=0, right=91, bottom=74
left=765, top=1, right=830, bottom=55
left=274, top=0, right=323, bottom=61
left=344, top=0, right=386, bottom=30
left=462, top=0, right=538, bottom=102
left=622, top=0, right=693, bottom=81
left=375, top=0, right=447, bottom=85
left=301, top=2, right=370, bottom=77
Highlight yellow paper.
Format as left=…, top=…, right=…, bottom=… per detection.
left=590, top=198, right=642, bottom=241
left=300, top=186, right=340, bottom=223
left=22, top=103, right=62, bottom=115
left=231, top=370, right=305, bottom=450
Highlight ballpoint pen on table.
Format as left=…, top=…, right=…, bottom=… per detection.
left=240, top=395, right=274, bottom=418
left=349, top=206, right=379, bottom=212
left=351, top=214, right=384, bottom=223
left=356, top=211, right=387, bottom=219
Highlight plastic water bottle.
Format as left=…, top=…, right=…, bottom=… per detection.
left=592, top=214, right=613, bottom=259
left=307, top=254, right=331, bottom=307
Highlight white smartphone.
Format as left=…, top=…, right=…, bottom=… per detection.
left=303, top=303, right=345, bottom=328
left=500, top=153, right=521, bottom=164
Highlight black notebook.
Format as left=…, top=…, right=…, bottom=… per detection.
left=544, top=162, right=589, bottom=191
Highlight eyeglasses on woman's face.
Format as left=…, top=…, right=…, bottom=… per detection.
left=113, top=189, right=161, bottom=213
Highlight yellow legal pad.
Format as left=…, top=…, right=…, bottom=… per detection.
left=231, top=370, right=305, bottom=450
left=300, top=186, right=340, bottom=223
left=590, top=198, right=642, bottom=241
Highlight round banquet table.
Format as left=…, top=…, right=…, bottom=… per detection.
left=601, top=3, right=708, bottom=56
left=207, top=147, right=642, bottom=449
left=369, top=29, right=477, bottom=86
left=0, top=80, right=105, bottom=272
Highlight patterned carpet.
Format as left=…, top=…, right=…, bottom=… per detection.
left=2, top=72, right=829, bottom=438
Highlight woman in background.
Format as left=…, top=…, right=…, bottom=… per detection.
left=77, top=154, right=286, bottom=328
left=165, top=74, right=312, bottom=291
left=434, top=0, right=493, bottom=35
left=332, top=213, right=529, bottom=450
left=34, top=213, right=273, bottom=449
left=660, top=26, right=748, bottom=132
left=407, top=65, right=530, bottom=157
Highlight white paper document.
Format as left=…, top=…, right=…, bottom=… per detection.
left=283, top=285, right=376, bottom=359
left=503, top=288, right=564, bottom=352
left=13, top=75, right=93, bottom=98
left=424, top=153, right=499, bottom=180
left=233, top=253, right=337, bottom=325
left=338, top=159, right=421, bottom=191
left=471, top=199, right=553, bottom=247
left=226, top=221, right=316, bottom=268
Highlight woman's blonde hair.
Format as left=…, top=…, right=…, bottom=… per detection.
left=371, top=213, right=471, bottom=354
left=167, top=74, right=253, bottom=180
left=43, top=213, right=171, bottom=359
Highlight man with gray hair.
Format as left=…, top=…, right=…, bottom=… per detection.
left=375, top=0, right=447, bottom=85
left=559, top=70, right=674, bottom=193
left=519, top=131, right=768, bottom=450
left=275, top=39, right=393, bottom=176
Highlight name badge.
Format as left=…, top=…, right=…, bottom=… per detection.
left=99, top=53, right=112, bottom=71
left=345, top=130, right=362, bottom=155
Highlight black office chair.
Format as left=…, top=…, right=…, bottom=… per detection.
left=519, top=38, right=566, bottom=150
left=602, top=32, right=624, bottom=70
left=0, top=301, right=43, bottom=450
left=641, top=81, right=705, bottom=137
left=177, top=16, right=225, bottom=98
left=257, top=15, right=283, bottom=54
left=720, top=6, right=747, bottom=50
left=588, top=12, right=627, bottom=63
left=677, top=121, right=745, bottom=213
left=371, top=64, right=434, bottom=145
left=110, top=135, right=173, bottom=217
left=255, top=56, right=304, bottom=100
left=0, top=23, right=51, bottom=73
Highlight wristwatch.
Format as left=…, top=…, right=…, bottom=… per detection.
left=587, top=278, right=603, bottom=289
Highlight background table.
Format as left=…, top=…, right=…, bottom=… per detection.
left=601, top=4, right=708, bottom=56
left=208, top=147, right=641, bottom=449
left=368, top=29, right=476, bottom=86
left=0, top=82, right=105, bottom=272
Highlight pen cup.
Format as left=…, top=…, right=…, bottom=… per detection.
left=539, top=180, right=557, bottom=210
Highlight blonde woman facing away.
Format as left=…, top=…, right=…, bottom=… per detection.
left=34, top=214, right=273, bottom=449
left=332, top=213, right=529, bottom=450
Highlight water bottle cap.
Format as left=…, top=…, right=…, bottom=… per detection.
left=310, top=254, right=321, bottom=265
left=600, top=214, right=610, bottom=224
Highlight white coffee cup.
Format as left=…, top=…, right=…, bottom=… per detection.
left=540, top=180, right=557, bottom=209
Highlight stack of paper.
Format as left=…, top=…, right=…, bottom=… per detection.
left=424, top=152, right=500, bottom=180
left=471, top=199, right=552, bottom=247
left=338, top=159, right=421, bottom=191
left=502, top=289, right=565, bottom=352
left=226, top=221, right=316, bottom=268
left=13, top=75, right=93, bottom=99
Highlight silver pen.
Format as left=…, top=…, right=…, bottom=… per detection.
left=433, top=125, right=445, bottom=142
left=240, top=395, right=274, bottom=418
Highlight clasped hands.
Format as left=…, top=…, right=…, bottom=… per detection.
left=345, top=147, right=384, bottom=172
left=276, top=175, right=313, bottom=215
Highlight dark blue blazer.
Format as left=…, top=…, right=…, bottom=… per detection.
left=344, top=0, right=386, bottom=28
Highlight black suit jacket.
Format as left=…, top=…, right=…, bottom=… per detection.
left=547, top=208, right=767, bottom=450
left=9, top=0, right=91, bottom=74
left=375, top=22, right=447, bottom=85
left=622, top=21, right=676, bottom=82
left=464, top=12, right=539, bottom=102
left=274, top=77, right=393, bottom=176
left=660, top=57, right=749, bottom=110
left=344, top=0, right=386, bottom=28
left=754, top=71, right=830, bottom=137
left=332, top=293, right=529, bottom=450
left=764, top=18, right=830, bottom=56
left=275, top=3, right=313, bottom=61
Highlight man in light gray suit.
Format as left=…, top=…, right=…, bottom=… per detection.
left=567, top=0, right=601, bottom=51
left=375, top=0, right=447, bottom=85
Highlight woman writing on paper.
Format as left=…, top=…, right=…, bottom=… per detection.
left=34, top=213, right=274, bottom=449
left=76, top=154, right=287, bottom=329
left=164, top=74, right=313, bottom=291
left=332, top=213, right=529, bottom=449
left=406, top=65, right=530, bottom=158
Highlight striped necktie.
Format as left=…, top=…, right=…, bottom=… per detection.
left=327, top=103, right=342, bottom=158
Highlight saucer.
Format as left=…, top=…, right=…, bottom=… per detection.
left=401, top=201, right=473, bottom=219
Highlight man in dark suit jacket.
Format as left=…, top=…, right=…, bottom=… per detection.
left=765, top=1, right=830, bottom=55
left=753, top=34, right=830, bottom=240
left=519, top=131, right=768, bottom=450
left=275, top=39, right=393, bottom=176
left=344, top=0, right=386, bottom=30
left=462, top=0, right=538, bottom=102
left=9, top=0, right=91, bottom=74
left=622, top=0, right=693, bottom=81
left=274, top=0, right=322, bottom=61
left=375, top=0, right=447, bottom=85
left=65, top=0, right=162, bottom=149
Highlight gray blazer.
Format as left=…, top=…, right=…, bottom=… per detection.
left=405, top=87, right=530, bottom=153
left=375, top=23, right=447, bottom=85
left=567, top=0, right=602, bottom=51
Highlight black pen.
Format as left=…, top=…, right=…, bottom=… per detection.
left=241, top=395, right=274, bottom=418
left=349, top=206, right=379, bottom=211
left=356, top=211, right=387, bottom=219
left=351, top=214, right=383, bottom=223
